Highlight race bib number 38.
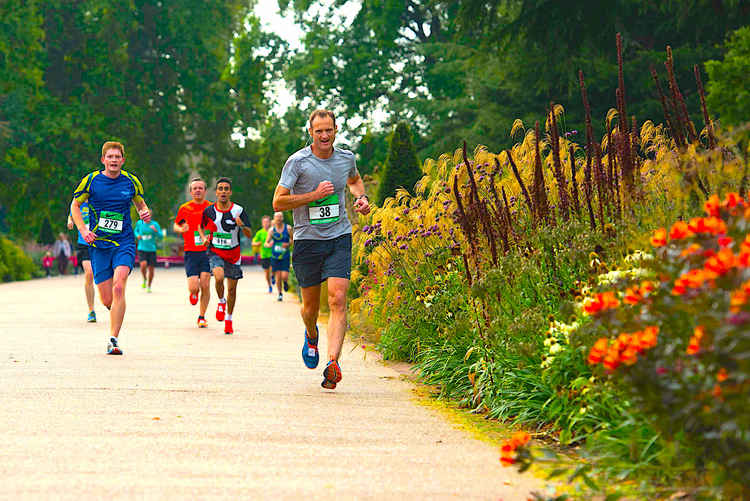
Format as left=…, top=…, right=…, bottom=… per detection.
left=98, top=211, right=124, bottom=234
left=308, top=194, right=340, bottom=225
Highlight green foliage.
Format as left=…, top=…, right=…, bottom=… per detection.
left=0, top=237, right=37, bottom=282
left=284, top=0, right=749, bottom=158
left=706, top=26, right=750, bottom=126
left=0, top=0, right=280, bottom=241
left=38, top=215, right=55, bottom=246
left=376, top=122, right=421, bottom=204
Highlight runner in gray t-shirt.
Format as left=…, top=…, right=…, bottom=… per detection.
left=272, top=109, right=371, bottom=390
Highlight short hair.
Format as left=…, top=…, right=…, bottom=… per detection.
left=308, top=109, right=336, bottom=128
left=101, top=141, right=125, bottom=157
left=273, top=211, right=283, bottom=218
left=189, top=177, right=207, bottom=189
left=216, top=177, right=232, bottom=189
left=262, top=215, right=271, bottom=220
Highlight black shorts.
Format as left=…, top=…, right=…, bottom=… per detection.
left=292, top=234, right=351, bottom=288
left=184, top=250, right=210, bottom=277
left=208, top=252, right=243, bottom=280
left=76, top=243, right=90, bottom=263
left=138, top=250, right=157, bottom=266
left=260, top=257, right=271, bottom=269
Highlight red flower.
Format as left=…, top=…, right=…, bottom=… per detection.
left=722, top=192, right=744, bottom=210
left=718, top=236, right=734, bottom=247
left=669, top=221, right=693, bottom=240
left=583, top=292, right=620, bottom=315
left=704, top=248, right=737, bottom=275
left=650, top=228, right=667, bottom=247
left=704, top=194, right=721, bottom=217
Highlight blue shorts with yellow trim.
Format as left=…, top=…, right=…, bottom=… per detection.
left=90, top=244, right=135, bottom=284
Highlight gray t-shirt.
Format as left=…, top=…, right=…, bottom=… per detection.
left=279, top=146, right=359, bottom=240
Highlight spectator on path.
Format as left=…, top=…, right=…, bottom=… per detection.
left=52, top=232, right=72, bottom=275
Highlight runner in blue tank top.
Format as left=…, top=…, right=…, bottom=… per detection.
left=265, top=211, right=292, bottom=301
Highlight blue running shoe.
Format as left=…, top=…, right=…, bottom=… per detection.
left=302, top=327, right=319, bottom=369
left=321, top=360, right=342, bottom=389
left=268, top=285, right=273, bottom=294
left=87, top=311, right=96, bottom=323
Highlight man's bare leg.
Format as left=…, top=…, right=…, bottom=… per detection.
left=97, top=265, right=130, bottom=338
left=326, top=277, right=349, bottom=362
left=300, top=285, right=321, bottom=340
left=226, top=278, right=238, bottom=314
left=199, top=271, right=210, bottom=316
left=82, top=260, right=95, bottom=312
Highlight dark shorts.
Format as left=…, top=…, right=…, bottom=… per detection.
left=138, top=250, right=157, bottom=266
left=271, top=254, right=290, bottom=273
left=184, top=250, right=210, bottom=277
left=208, top=252, right=243, bottom=280
left=90, top=244, right=135, bottom=285
left=292, top=234, right=352, bottom=289
left=260, top=257, right=271, bottom=270
left=76, top=243, right=90, bottom=263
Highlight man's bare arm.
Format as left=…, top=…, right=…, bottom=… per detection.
left=272, top=182, right=335, bottom=212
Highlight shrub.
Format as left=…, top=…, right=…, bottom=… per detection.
left=0, top=237, right=37, bottom=282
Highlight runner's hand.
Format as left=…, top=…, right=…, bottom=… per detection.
left=82, top=229, right=96, bottom=244
left=354, top=196, right=371, bottom=215
left=202, top=234, right=211, bottom=246
left=235, top=217, right=244, bottom=227
left=176, top=222, right=189, bottom=233
left=315, top=181, right=334, bottom=199
left=282, top=242, right=289, bottom=248
left=67, top=220, right=74, bottom=230
left=139, top=208, right=151, bottom=222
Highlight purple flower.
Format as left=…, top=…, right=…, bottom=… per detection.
left=363, top=225, right=371, bottom=233
left=399, top=244, right=408, bottom=250
left=403, top=208, right=410, bottom=215
left=395, top=216, right=400, bottom=221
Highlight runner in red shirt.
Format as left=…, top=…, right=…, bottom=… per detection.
left=173, top=178, right=212, bottom=327
left=198, top=177, right=252, bottom=335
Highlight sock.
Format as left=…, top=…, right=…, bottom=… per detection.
left=219, top=297, right=226, bottom=304
left=226, top=314, right=232, bottom=321
left=198, top=315, right=205, bottom=320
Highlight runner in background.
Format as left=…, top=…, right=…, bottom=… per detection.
left=173, top=178, right=212, bottom=328
left=67, top=202, right=96, bottom=322
left=252, top=215, right=273, bottom=293
left=135, top=216, right=162, bottom=293
left=198, top=177, right=252, bottom=335
left=265, top=211, right=292, bottom=302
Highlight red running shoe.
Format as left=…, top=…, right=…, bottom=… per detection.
left=224, top=319, right=233, bottom=335
left=197, top=316, right=207, bottom=328
left=321, top=360, right=342, bottom=389
left=216, top=302, right=226, bottom=321
left=189, top=292, right=198, bottom=305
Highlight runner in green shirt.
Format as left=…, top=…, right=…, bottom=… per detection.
left=252, top=215, right=273, bottom=293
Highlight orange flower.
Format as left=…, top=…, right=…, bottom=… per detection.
left=636, top=326, right=659, bottom=351
left=602, top=354, right=620, bottom=371
left=704, top=194, right=721, bottom=217
left=669, top=221, right=693, bottom=240
left=681, top=243, right=703, bottom=258
left=730, top=289, right=748, bottom=313
left=650, top=228, right=667, bottom=247
left=717, top=368, right=729, bottom=382
left=688, top=217, right=728, bottom=236
left=686, top=326, right=705, bottom=355
left=704, top=248, right=737, bottom=275
left=582, top=291, right=620, bottom=315
left=722, top=192, right=744, bottom=210
left=500, top=454, right=515, bottom=467
left=623, top=285, right=643, bottom=305
left=510, top=431, right=531, bottom=448
left=621, top=348, right=639, bottom=366
left=712, top=384, right=722, bottom=398
left=587, top=338, right=608, bottom=365
left=640, top=281, right=656, bottom=294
